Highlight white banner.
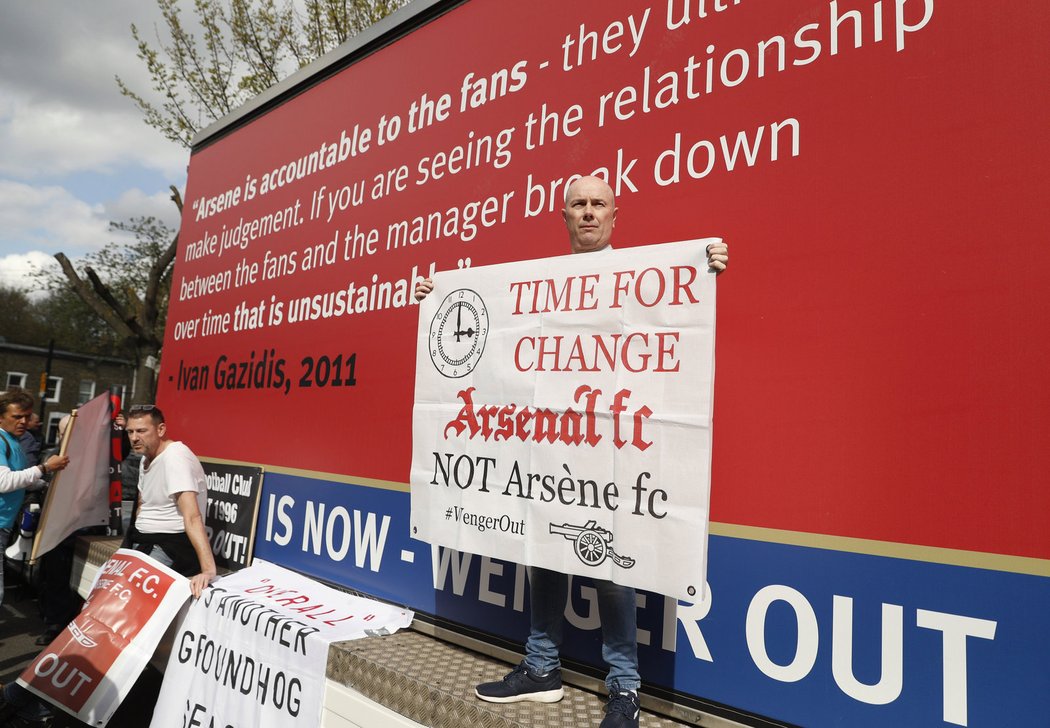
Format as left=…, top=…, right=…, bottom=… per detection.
left=19, top=550, right=191, bottom=726
left=150, top=559, right=414, bottom=728
left=411, top=239, right=718, bottom=599
left=31, top=392, right=111, bottom=560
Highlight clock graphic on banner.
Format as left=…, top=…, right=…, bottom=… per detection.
left=429, top=289, right=489, bottom=378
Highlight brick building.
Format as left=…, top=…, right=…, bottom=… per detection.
left=0, top=339, right=137, bottom=446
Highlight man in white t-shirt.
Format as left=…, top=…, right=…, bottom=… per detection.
left=124, top=405, right=216, bottom=597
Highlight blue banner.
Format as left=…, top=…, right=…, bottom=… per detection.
left=253, top=472, right=1049, bottom=727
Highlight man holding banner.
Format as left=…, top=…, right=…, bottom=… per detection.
left=124, top=405, right=216, bottom=597
left=0, top=390, right=71, bottom=727
left=0, top=389, right=70, bottom=608
left=415, top=176, right=728, bottom=728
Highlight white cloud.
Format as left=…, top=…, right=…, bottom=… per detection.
left=106, top=188, right=183, bottom=230
left=0, top=250, right=59, bottom=292
left=0, top=2, right=188, bottom=183
left=0, top=2, right=186, bottom=177
left=0, top=2, right=167, bottom=107
left=0, top=181, right=112, bottom=253
left=0, top=3, right=190, bottom=264
left=0, top=97, right=185, bottom=182
left=0, top=181, right=180, bottom=269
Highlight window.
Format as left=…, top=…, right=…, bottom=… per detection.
left=78, top=379, right=96, bottom=404
left=46, top=412, right=68, bottom=447
left=44, top=376, right=62, bottom=403
left=6, top=372, right=27, bottom=390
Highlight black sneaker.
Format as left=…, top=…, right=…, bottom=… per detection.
left=475, top=662, right=564, bottom=703
left=34, top=627, right=61, bottom=646
left=599, top=685, right=640, bottom=728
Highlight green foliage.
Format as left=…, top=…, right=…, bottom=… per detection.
left=36, top=216, right=176, bottom=357
left=0, top=285, right=120, bottom=355
left=0, top=286, right=48, bottom=346
left=116, top=0, right=409, bottom=147
left=45, top=289, right=130, bottom=355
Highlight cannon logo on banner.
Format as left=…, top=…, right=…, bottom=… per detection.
left=411, top=239, right=717, bottom=599
left=551, top=519, right=636, bottom=569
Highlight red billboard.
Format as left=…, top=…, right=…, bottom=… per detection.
left=166, top=0, right=1048, bottom=559
left=161, top=2, right=1050, bottom=724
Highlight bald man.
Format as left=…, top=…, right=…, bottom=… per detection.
left=415, top=176, right=728, bottom=728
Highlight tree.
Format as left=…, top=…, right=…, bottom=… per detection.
left=0, top=283, right=123, bottom=355
left=43, top=191, right=181, bottom=402
left=49, top=1, right=406, bottom=402
left=116, top=0, right=408, bottom=147
left=0, top=287, right=49, bottom=346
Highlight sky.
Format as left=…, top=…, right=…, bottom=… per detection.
left=0, top=1, right=189, bottom=292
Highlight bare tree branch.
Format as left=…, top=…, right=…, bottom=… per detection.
left=54, top=254, right=137, bottom=342
left=85, top=267, right=140, bottom=329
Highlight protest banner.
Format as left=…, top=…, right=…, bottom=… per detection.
left=18, top=549, right=190, bottom=726
left=108, top=386, right=125, bottom=535
left=411, top=239, right=717, bottom=599
left=150, top=559, right=413, bottom=728
left=31, top=392, right=114, bottom=561
left=202, top=462, right=265, bottom=571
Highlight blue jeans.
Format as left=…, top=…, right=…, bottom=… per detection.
left=143, top=544, right=175, bottom=568
left=3, top=679, right=52, bottom=720
left=524, top=566, right=640, bottom=691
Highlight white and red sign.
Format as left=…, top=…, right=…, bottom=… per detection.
left=411, top=239, right=717, bottom=599
left=19, top=549, right=190, bottom=726
left=150, top=559, right=413, bottom=728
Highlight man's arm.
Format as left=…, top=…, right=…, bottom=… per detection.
left=0, top=464, right=42, bottom=494
left=175, top=490, right=217, bottom=598
left=0, top=454, right=69, bottom=494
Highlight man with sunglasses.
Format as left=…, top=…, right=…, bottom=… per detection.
left=124, top=404, right=216, bottom=598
